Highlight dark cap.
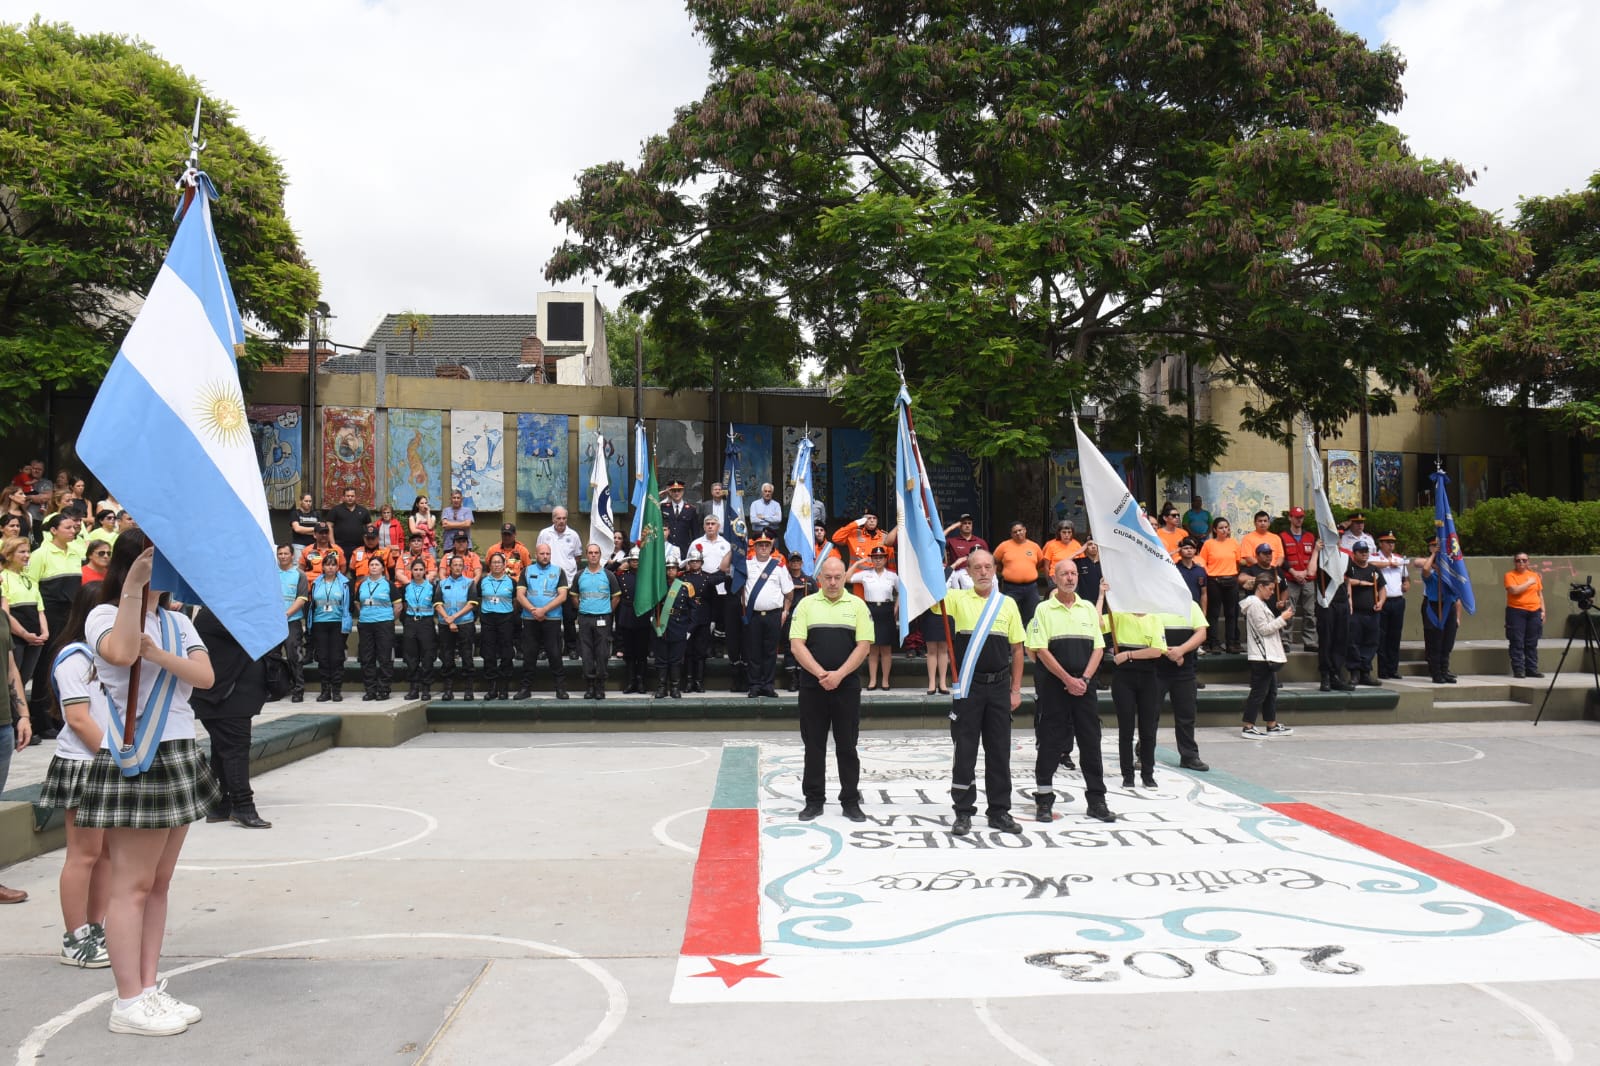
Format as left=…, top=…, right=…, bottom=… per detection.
left=408, top=531, right=423, bottom=541
left=1348, top=511, right=1366, bottom=522
left=869, top=546, right=887, bottom=557
left=364, top=525, right=379, bottom=536
left=959, top=513, right=973, bottom=521
left=1255, top=543, right=1274, bottom=555
left=753, top=533, right=774, bottom=545
left=315, top=522, right=330, bottom=532
left=813, top=519, right=826, bottom=530
left=666, top=479, right=685, bottom=490
left=500, top=523, right=516, bottom=533
left=452, top=530, right=469, bottom=541
left=861, top=509, right=877, bottom=519
left=1289, top=506, right=1305, bottom=518
left=1352, top=541, right=1371, bottom=552
left=1378, top=530, right=1397, bottom=541
left=1180, top=536, right=1201, bottom=551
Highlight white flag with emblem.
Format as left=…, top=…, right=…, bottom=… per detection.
left=1075, top=422, right=1192, bottom=616
left=588, top=431, right=615, bottom=551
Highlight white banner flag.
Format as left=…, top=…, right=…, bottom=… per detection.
left=1303, top=425, right=1347, bottom=607
left=588, top=431, right=615, bottom=551
left=1074, top=423, right=1192, bottom=616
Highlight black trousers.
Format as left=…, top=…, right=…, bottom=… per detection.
left=480, top=612, right=515, bottom=685
left=1034, top=682, right=1104, bottom=799
left=949, top=679, right=1013, bottom=817
left=285, top=619, right=306, bottom=696
left=1317, top=602, right=1350, bottom=680
left=1244, top=662, right=1281, bottom=723
left=357, top=619, right=395, bottom=690
left=1346, top=608, right=1380, bottom=676
left=562, top=603, right=578, bottom=654
left=745, top=607, right=783, bottom=688
left=689, top=622, right=712, bottom=663
left=577, top=615, right=612, bottom=680
left=1001, top=580, right=1040, bottom=626
left=203, top=716, right=256, bottom=810
left=1207, top=576, right=1240, bottom=647
left=723, top=596, right=746, bottom=663
left=1112, top=667, right=1160, bottom=779
left=312, top=620, right=346, bottom=686
left=402, top=616, right=437, bottom=686
left=1158, top=669, right=1200, bottom=761
left=1422, top=602, right=1459, bottom=677
left=1506, top=606, right=1542, bottom=674
left=799, top=682, right=862, bottom=803
left=618, top=624, right=651, bottom=675
left=439, top=619, right=476, bottom=683
left=1378, top=596, right=1406, bottom=676
left=653, top=634, right=686, bottom=667
left=521, top=617, right=566, bottom=685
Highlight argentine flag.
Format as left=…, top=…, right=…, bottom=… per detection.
left=629, top=421, right=650, bottom=543
left=893, top=386, right=948, bottom=642
left=588, top=431, right=616, bottom=551
left=78, top=186, right=286, bottom=658
left=785, top=436, right=820, bottom=576
left=1075, top=422, right=1191, bottom=616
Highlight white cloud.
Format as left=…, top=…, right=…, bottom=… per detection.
left=1, top=0, right=711, bottom=345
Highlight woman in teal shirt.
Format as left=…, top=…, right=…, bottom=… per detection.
left=401, top=560, right=438, bottom=700
left=355, top=558, right=398, bottom=701
left=309, top=554, right=351, bottom=702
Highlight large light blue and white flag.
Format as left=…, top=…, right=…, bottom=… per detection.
left=588, top=431, right=615, bottom=551
left=894, top=386, right=948, bottom=642
left=1075, top=421, right=1191, bottom=616
left=78, top=183, right=285, bottom=658
left=785, top=436, right=820, bottom=576
left=628, top=421, right=649, bottom=543
left=1304, top=426, right=1348, bottom=608
left=723, top=438, right=749, bottom=594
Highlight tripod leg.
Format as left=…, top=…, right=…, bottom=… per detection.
left=1532, top=629, right=1582, bottom=727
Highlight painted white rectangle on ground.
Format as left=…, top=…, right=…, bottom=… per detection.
left=672, top=737, right=1600, bottom=1003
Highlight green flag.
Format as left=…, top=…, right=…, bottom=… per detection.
left=634, top=464, right=667, bottom=615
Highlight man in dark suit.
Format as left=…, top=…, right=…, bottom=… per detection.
left=661, top=479, right=699, bottom=556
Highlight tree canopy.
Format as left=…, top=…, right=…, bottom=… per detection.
left=546, top=0, right=1523, bottom=473
left=1436, top=171, right=1600, bottom=435
left=0, top=19, right=319, bottom=431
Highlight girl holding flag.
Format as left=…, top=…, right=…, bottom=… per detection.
left=76, top=530, right=220, bottom=1036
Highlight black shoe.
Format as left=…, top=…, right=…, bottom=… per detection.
left=1034, top=794, right=1055, bottom=823
left=1318, top=677, right=1332, bottom=692
left=406, top=687, right=420, bottom=700
left=840, top=802, right=867, bottom=823
left=317, top=688, right=332, bottom=703
left=555, top=685, right=569, bottom=700
left=290, top=692, right=304, bottom=703
left=594, top=683, right=606, bottom=700
left=1085, top=802, right=1117, bottom=823
left=1179, top=757, right=1210, bottom=771
left=951, top=814, right=972, bottom=836
left=1526, top=670, right=1544, bottom=678
left=1512, top=669, right=1525, bottom=679
left=361, top=691, right=375, bottom=702
left=332, top=689, right=343, bottom=702
left=747, top=688, right=761, bottom=698
left=231, top=811, right=272, bottom=829
left=205, top=810, right=231, bottom=824
left=1140, top=775, right=1157, bottom=789
left=420, top=689, right=432, bottom=700
left=1121, top=775, right=1135, bottom=789
left=1432, top=673, right=1448, bottom=684
left=1332, top=677, right=1354, bottom=692
left=1358, top=674, right=1381, bottom=687
left=987, top=813, right=1023, bottom=834
left=1443, top=673, right=1458, bottom=683
left=1058, top=753, right=1076, bottom=771
left=462, top=688, right=475, bottom=700
left=762, top=686, right=779, bottom=698
left=798, top=801, right=824, bottom=821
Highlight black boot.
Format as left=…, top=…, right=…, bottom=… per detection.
left=441, top=683, right=454, bottom=702
left=331, top=686, right=343, bottom=702
left=462, top=683, right=475, bottom=700
left=786, top=667, right=798, bottom=692
left=420, top=686, right=432, bottom=700
left=655, top=667, right=669, bottom=699
left=406, top=685, right=420, bottom=700
left=1332, top=671, right=1354, bottom=692
left=669, top=665, right=682, bottom=699
left=1034, top=792, right=1055, bottom=824
left=317, top=683, right=332, bottom=703
left=594, top=675, right=606, bottom=700
left=1319, top=674, right=1332, bottom=692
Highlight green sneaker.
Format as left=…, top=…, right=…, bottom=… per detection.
left=61, top=926, right=110, bottom=968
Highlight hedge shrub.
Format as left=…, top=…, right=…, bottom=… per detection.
left=1271, top=496, right=1600, bottom=557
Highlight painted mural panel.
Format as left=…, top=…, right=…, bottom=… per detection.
left=321, top=406, right=376, bottom=507
left=830, top=427, right=876, bottom=522
left=516, top=413, right=569, bottom=514
left=386, top=408, right=443, bottom=507
left=655, top=419, right=707, bottom=502
left=1327, top=449, right=1360, bottom=510
left=247, top=404, right=301, bottom=510
left=1196, top=470, right=1292, bottom=528
left=577, top=416, right=629, bottom=513
left=450, top=410, right=505, bottom=512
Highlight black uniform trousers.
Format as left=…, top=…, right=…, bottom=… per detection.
left=1207, top=576, right=1240, bottom=648
left=1506, top=606, right=1542, bottom=674
left=577, top=614, right=611, bottom=681
left=1157, top=666, right=1201, bottom=761
left=285, top=618, right=307, bottom=697
left=653, top=634, right=686, bottom=667
left=204, top=716, right=256, bottom=808
left=439, top=619, right=476, bottom=684
left=1317, top=602, right=1350, bottom=680
left=745, top=607, right=783, bottom=689
left=1111, top=666, right=1161, bottom=780
left=949, top=677, right=1014, bottom=818
left=357, top=619, right=395, bottom=691
left=799, top=681, right=863, bottom=803
left=1423, top=601, right=1459, bottom=677
left=1346, top=608, right=1380, bottom=677
left=480, top=611, right=515, bottom=687
left=312, top=621, right=346, bottom=686
left=402, top=616, right=437, bottom=686
left=1378, top=596, right=1406, bottom=676
left=1034, top=681, right=1105, bottom=800
left=521, top=617, right=566, bottom=686
left=723, top=596, right=746, bottom=664
left=618, top=623, right=650, bottom=675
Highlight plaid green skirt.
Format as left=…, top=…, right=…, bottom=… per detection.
left=73, top=740, right=223, bottom=829
left=36, top=756, right=93, bottom=810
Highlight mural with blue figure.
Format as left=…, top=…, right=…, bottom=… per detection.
left=450, top=409, right=505, bottom=511
left=516, top=413, right=568, bottom=513
left=577, top=416, right=629, bottom=513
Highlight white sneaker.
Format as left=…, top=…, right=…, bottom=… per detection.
left=150, top=979, right=202, bottom=1024
left=60, top=927, right=110, bottom=968
left=1242, top=724, right=1269, bottom=736
left=108, top=993, right=188, bottom=1036
left=1265, top=724, right=1295, bottom=736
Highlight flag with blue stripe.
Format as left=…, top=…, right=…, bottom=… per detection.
left=785, top=437, right=820, bottom=576
left=629, top=421, right=650, bottom=543
left=1076, top=422, right=1192, bottom=616
left=1431, top=468, right=1476, bottom=616
left=78, top=188, right=285, bottom=658
left=894, top=386, right=948, bottom=642
left=724, top=442, right=749, bottom=594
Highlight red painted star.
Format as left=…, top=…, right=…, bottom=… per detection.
left=691, top=956, right=781, bottom=987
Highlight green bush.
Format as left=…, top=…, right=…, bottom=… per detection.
left=1267, top=496, right=1600, bottom=557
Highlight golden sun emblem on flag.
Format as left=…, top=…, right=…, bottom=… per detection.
left=195, top=380, right=249, bottom=445
left=797, top=500, right=811, bottom=520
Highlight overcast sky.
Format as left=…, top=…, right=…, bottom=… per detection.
left=5, top=0, right=1597, bottom=349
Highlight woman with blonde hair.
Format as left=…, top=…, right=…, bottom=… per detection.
left=1, top=536, right=48, bottom=734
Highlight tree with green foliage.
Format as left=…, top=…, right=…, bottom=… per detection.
left=393, top=310, right=432, bottom=357
left=1436, top=172, right=1600, bottom=435
left=602, top=301, right=796, bottom=390
left=547, top=0, right=1523, bottom=495
left=0, top=19, right=319, bottom=431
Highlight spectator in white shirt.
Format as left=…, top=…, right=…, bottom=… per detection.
left=848, top=547, right=899, bottom=690
left=749, top=483, right=782, bottom=537
left=737, top=534, right=794, bottom=697
left=537, top=507, right=585, bottom=656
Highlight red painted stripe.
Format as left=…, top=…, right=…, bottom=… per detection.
left=681, top=808, right=762, bottom=955
left=1269, top=801, right=1600, bottom=935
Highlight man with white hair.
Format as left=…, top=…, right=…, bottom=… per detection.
left=944, top=549, right=1026, bottom=836
left=538, top=506, right=584, bottom=658
left=749, top=482, right=782, bottom=539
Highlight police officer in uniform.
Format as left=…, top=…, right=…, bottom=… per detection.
left=1104, top=606, right=1169, bottom=789
left=661, top=479, right=700, bottom=557
left=1155, top=596, right=1210, bottom=772
left=652, top=558, right=695, bottom=698
left=401, top=559, right=439, bottom=700
left=1343, top=541, right=1385, bottom=686
left=682, top=548, right=726, bottom=693
left=613, top=548, right=653, bottom=694
left=945, top=549, right=1026, bottom=836
left=477, top=552, right=518, bottom=700
left=515, top=542, right=569, bottom=700
left=1316, top=541, right=1354, bottom=692
left=435, top=553, right=478, bottom=701
left=738, top=533, right=794, bottom=698
left=1026, top=559, right=1115, bottom=823
left=788, top=555, right=873, bottom=821
left=781, top=553, right=818, bottom=690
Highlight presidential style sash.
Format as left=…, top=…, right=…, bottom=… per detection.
left=742, top=558, right=780, bottom=623
left=98, top=610, right=182, bottom=778
left=950, top=584, right=1006, bottom=701
left=654, top=579, right=687, bottom=637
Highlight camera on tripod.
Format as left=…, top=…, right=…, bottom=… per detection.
left=1570, top=577, right=1595, bottom=612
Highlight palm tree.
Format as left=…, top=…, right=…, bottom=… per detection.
left=394, top=310, right=432, bottom=357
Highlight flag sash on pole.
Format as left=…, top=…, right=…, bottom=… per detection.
left=950, top=585, right=1005, bottom=701
left=894, top=386, right=949, bottom=642
left=588, top=431, right=615, bottom=551
left=1073, top=422, right=1191, bottom=617
left=785, top=438, right=819, bottom=576
left=629, top=422, right=649, bottom=544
